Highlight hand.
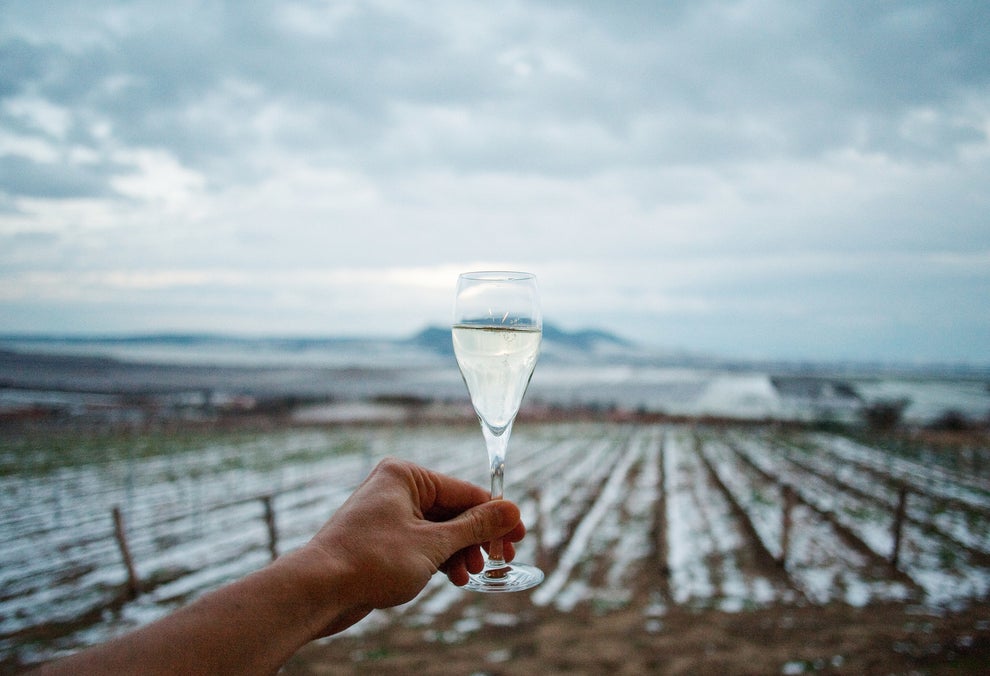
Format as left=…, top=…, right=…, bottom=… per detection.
left=35, top=458, right=524, bottom=675
left=299, top=457, right=525, bottom=633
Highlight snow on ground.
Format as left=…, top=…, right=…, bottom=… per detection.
left=2, top=422, right=988, bottom=667
left=728, top=431, right=988, bottom=609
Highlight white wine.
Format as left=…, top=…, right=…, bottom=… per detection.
left=452, top=272, right=545, bottom=591
left=452, top=325, right=541, bottom=433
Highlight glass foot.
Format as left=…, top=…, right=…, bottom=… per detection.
left=464, top=561, right=544, bottom=592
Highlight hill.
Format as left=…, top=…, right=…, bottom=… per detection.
left=407, top=323, right=632, bottom=356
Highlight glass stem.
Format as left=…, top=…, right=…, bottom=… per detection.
left=482, top=422, right=511, bottom=570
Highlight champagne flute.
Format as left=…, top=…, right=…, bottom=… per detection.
left=452, top=271, right=543, bottom=592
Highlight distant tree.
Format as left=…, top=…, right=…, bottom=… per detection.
left=928, top=409, right=971, bottom=432
left=862, top=398, right=910, bottom=431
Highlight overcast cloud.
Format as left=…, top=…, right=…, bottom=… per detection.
left=1, top=0, right=988, bottom=363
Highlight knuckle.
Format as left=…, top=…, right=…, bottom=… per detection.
left=467, top=509, right=490, bottom=544
left=376, top=456, right=404, bottom=474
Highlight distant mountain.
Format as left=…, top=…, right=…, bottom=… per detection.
left=0, top=333, right=337, bottom=348
left=408, top=326, right=455, bottom=354
left=541, top=324, right=632, bottom=351
left=4, top=329, right=986, bottom=379
left=3, top=325, right=634, bottom=356
left=407, top=323, right=633, bottom=357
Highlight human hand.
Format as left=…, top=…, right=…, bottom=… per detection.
left=35, top=457, right=526, bottom=675
left=297, top=457, right=525, bottom=634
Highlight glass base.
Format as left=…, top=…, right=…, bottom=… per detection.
left=464, top=561, right=544, bottom=592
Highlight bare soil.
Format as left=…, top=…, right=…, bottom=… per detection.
left=4, top=351, right=988, bottom=675
left=285, top=595, right=990, bottom=675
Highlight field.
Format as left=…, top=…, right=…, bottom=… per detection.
left=2, top=418, right=990, bottom=674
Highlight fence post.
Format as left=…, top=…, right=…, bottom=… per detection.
left=112, top=506, right=141, bottom=598
left=657, top=434, right=670, bottom=580
left=262, top=495, right=279, bottom=561
left=779, top=485, right=794, bottom=568
left=528, top=486, right=547, bottom=571
left=890, top=486, right=908, bottom=570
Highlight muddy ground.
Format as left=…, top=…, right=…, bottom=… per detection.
left=4, top=349, right=988, bottom=675
left=285, top=593, right=990, bottom=675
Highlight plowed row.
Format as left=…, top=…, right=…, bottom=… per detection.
left=2, top=422, right=988, bottom=671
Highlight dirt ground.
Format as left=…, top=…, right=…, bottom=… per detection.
left=284, top=593, right=990, bottom=675
left=278, top=424, right=990, bottom=675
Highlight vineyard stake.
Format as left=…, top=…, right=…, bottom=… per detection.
left=529, top=486, right=549, bottom=571
left=262, top=495, right=279, bottom=561
left=780, top=484, right=795, bottom=568
left=656, top=433, right=670, bottom=581
left=890, top=486, right=908, bottom=570
left=111, top=506, right=141, bottom=599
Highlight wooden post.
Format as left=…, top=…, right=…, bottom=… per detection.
left=780, top=485, right=795, bottom=568
left=529, top=486, right=546, bottom=571
left=262, top=495, right=279, bottom=561
left=657, top=434, right=670, bottom=580
left=890, top=486, right=908, bottom=570
left=112, top=506, right=140, bottom=598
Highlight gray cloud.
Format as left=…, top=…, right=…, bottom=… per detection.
left=0, top=155, right=114, bottom=198
left=6, top=1, right=988, bottom=176
left=1, top=0, right=988, bottom=361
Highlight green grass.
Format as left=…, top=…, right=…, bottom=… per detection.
left=0, top=426, right=368, bottom=477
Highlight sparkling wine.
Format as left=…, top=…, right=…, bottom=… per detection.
left=452, top=325, right=541, bottom=433
left=452, top=271, right=544, bottom=592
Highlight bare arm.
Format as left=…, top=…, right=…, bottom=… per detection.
left=37, top=458, right=524, bottom=675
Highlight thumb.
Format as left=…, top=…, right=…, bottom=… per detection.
left=437, top=500, right=521, bottom=553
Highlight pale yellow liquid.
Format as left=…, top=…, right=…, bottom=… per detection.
left=452, top=325, right=541, bottom=431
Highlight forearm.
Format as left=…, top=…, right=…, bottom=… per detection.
left=36, top=550, right=361, bottom=676
left=33, top=459, right=523, bottom=674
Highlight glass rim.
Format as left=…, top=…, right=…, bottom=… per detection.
left=458, top=270, right=536, bottom=281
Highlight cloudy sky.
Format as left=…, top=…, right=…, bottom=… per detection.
left=2, top=1, right=988, bottom=363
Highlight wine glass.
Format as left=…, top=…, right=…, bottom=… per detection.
left=452, top=271, right=543, bottom=592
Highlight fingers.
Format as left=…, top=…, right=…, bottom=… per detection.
left=464, top=545, right=485, bottom=573
left=372, top=459, right=521, bottom=530
left=376, top=458, right=525, bottom=547
left=441, top=550, right=470, bottom=586
left=419, top=467, right=492, bottom=520
left=437, top=499, right=521, bottom=555
left=440, top=539, right=518, bottom=586
left=372, top=457, right=491, bottom=518
left=367, top=458, right=529, bottom=588
left=435, top=501, right=522, bottom=587
left=494, top=539, right=517, bottom=562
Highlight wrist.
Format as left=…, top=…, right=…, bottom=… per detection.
left=275, top=545, right=370, bottom=641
